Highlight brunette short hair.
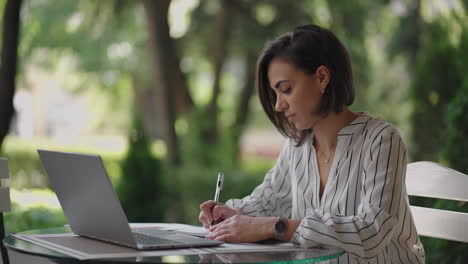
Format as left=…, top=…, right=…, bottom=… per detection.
left=257, top=24, right=354, bottom=145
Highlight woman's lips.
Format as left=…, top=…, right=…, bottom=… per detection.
left=286, top=114, right=296, bottom=121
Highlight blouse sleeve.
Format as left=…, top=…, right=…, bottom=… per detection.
left=225, top=138, right=293, bottom=218
left=292, top=130, right=406, bottom=259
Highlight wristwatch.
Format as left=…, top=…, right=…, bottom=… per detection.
left=274, top=217, right=288, bottom=240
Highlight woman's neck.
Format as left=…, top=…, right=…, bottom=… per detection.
left=313, top=107, right=358, bottom=152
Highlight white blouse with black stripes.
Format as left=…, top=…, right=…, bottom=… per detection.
left=226, top=114, right=425, bottom=264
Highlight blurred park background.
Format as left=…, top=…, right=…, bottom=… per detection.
left=0, top=0, right=467, bottom=262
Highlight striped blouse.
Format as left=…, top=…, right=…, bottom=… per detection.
left=226, top=114, right=425, bottom=263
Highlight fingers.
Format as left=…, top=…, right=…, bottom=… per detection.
left=207, top=222, right=235, bottom=241
left=209, top=216, right=231, bottom=232
left=212, top=205, right=223, bottom=220
left=200, top=200, right=215, bottom=210
left=199, top=212, right=210, bottom=229
left=199, top=200, right=215, bottom=228
left=209, top=229, right=232, bottom=241
left=199, top=200, right=234, bottom=228
left=212, top=204, right=235, bottom=222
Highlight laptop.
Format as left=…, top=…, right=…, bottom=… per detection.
left=37, top=149, right=222, bottom=250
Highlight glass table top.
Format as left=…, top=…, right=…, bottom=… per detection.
left=4, top=227, right=345, bottom=263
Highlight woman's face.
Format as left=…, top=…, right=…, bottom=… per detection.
left=267, top=58, right=329, bottom=131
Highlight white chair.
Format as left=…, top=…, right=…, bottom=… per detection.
left=406, top=161, right=468, bottom=243
left=0, top=158, right=10, bottom=264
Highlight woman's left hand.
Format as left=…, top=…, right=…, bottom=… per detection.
left=206, top=215, right=276, bottom=243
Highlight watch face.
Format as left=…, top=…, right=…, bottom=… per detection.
left=275, top=218, right=287, bottom=233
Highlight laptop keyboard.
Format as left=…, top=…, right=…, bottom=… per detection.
left=132, top=232, right=182, bottom=245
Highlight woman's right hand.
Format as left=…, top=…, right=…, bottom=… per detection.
left=199, top=200, right=242, bottom=228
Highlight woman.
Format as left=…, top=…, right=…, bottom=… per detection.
left=199, top=24, right=425, bottom=263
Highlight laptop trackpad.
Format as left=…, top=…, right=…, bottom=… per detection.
left=132, top=228, right=172, bottom=236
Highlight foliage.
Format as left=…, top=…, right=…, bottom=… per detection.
left=4, top=201, right=66, bottom=235
left=1, top=136, right=123, bottom=189
left=441, top=61, right=468, bottom=175
left=177, top=166, right=267, bottom=225
left=179, top=109, right=237, bottom=168
left=18, top=0, right=142, bottom=133
left=174, top=109, right=275, bottom=223
left=407, top=14, right=468, bottom=263
left=117, top=116, right=167, bottom=222
left=409, top=21, right=462, bottom=161
left=1, top=145, right=47, bottom=188
left=422, top=74, right=468, bottom=263
left=179, top=0, right=316, bottom=162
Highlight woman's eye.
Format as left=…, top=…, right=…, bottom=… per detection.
left=283, top=87, right=292, bottom=94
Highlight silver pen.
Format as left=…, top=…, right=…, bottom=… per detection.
left=211, top=172, right=224, bottom=225
left=213, top=172, right=224, bottom=205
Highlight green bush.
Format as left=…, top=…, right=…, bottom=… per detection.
left=408, top=19, right=468, bottom=263
left=414, top=64, right=468, bottom=264
left=421, top=81, right=468, bottom=263
left=4, top=202, right=66, bottom=235
left=117, top=116, right=167, bottom=222
left=409, top=22, right=461, bottom=162
left=179, top=109, right=237, bottom=169
left=174, top=110, right=276, bottom=224
left=441, top=81, right=468, bottom=174
left=0, top=136, right=123, bottom=189
left=176, top=165, right=267, bottom=225
left=0, top=142, right=48, bottom=188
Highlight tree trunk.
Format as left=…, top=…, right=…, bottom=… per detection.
left=172, top=56, right=193, bottom=115
left=131, top=73, right=162, bottom=139
left=132, top=69, right=192, bottom=141
left=406, top=0, right=422, bottom=66
left=0, top=0, right=22, bottom=151
left=204, top=0, right=234, bottom=143
left=131, top=74, right=148, bottom=122
left=142, top=0, right=180, bottom=166
left=231, top=51, right=257, bottom=163
left=142, top=0, right=187, bottom=222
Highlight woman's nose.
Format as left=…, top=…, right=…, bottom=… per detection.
left=275, top=97, right=287, bottom=112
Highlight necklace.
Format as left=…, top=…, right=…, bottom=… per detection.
left=317, top=148, right=334, bottom=164
left=312, top=137, right=336, bottom=165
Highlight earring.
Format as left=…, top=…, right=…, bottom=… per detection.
left=321, top=89, right=325, bottom=94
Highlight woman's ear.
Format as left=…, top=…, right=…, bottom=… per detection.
left=316, top=65, right=330, bottom=89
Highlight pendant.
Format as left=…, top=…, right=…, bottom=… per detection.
left=325, top=159, right=329, bottom=164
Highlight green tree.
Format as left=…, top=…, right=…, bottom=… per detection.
left=443, top=90, right=468, bottom=168
left=433, top=62, right=468, bottom=263
left=181, top=0, right=313, bottom=166
left=406, top=10, right=468, bottom=263
left=409, top=22, right=461, bottom=161
left=441, top=14, right=468, bottom=174
left=18, top=0, right=138, bottom=134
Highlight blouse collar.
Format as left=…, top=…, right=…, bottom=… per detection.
left=337, top=112, right=372, bottom=136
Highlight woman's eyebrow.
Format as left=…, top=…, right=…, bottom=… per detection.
left=274, top=80, right=290, bottom=89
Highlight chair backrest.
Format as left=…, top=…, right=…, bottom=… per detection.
left=0, top=158, right=10, bottom=264
left=406, top=161, right=468, bottom=243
